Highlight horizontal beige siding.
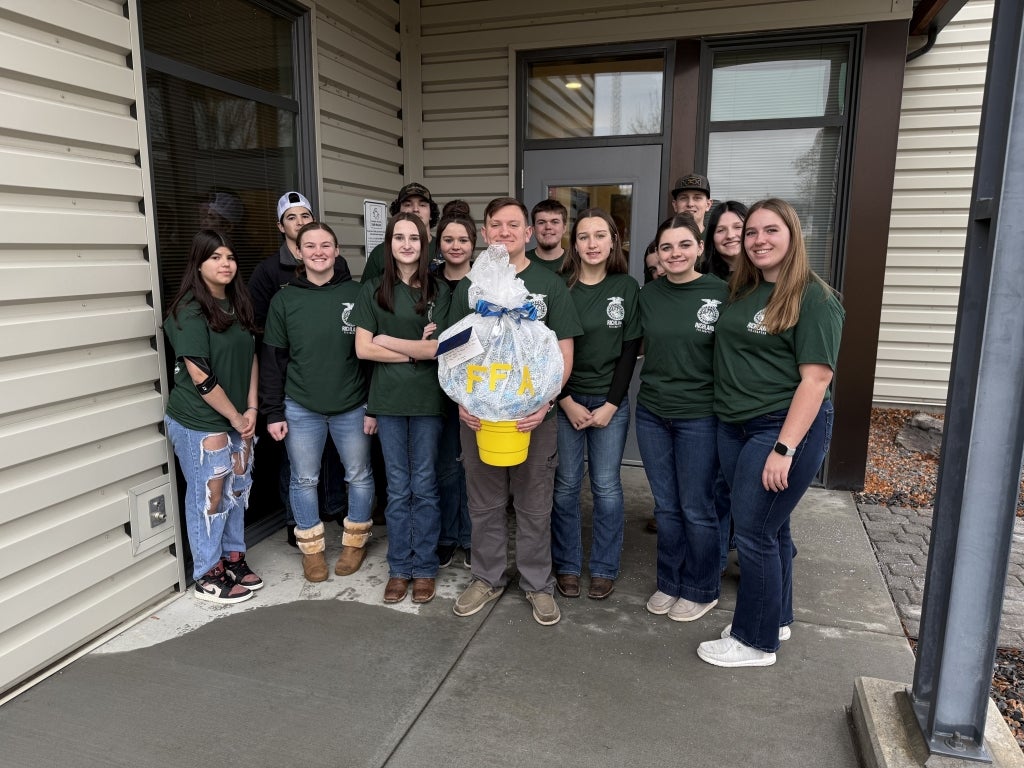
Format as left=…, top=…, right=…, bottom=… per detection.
left=316, top=0, right=404, bottom=274
left=874, top=0, right=992, bottom=406
left=414, top=0, right=909, bottom=225
left=0, top=0, right=178, bottom=695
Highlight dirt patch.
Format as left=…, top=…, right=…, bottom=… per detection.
left=854, top=407, right=1024, bottom=515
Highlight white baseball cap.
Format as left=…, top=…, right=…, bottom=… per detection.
left=277, top=191, right=313, bottom=221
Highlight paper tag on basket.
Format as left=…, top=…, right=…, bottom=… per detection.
left=438, top=327, right=483, bottom=367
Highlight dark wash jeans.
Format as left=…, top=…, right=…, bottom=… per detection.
left=717, top=400, right=834, bottom=652
left=377, top=414, right=443, bottom=578
left=635, top=405, right=721, bottom=603
left=552, top=394, right=630, bottom=580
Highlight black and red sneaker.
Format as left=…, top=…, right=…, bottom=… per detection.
left=194, top=563, right=253, bottom=604
left=223, top=553, right=264, bottom=591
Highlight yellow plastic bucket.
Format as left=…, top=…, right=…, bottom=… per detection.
left=476, top=420, right=531, bottom=466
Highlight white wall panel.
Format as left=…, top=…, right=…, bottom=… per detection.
left=0, top=0, right=178, bottom=696
left=315, top=0, right=403, bottom=274
left=874, top=0, right=992, bottom=406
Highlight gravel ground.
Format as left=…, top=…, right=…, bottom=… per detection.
left=855, top=408, right=1024, bottom=750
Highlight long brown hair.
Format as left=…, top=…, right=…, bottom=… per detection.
left=377, top=212, right=438, bottom=314
left=731, top=198, right=833, bottom=334
left=562, top=208, right=628, bottom=288
left=166, top=229, right=257, bottom=333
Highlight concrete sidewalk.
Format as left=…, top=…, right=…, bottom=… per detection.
left=0, top=468, right=914, bottom=768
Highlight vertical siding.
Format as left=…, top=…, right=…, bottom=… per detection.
left=414, top=0, right=908, bottom=223
left=315, top=0, right=404, bottom=274
left=0, top=0, right=178, bottom=694
left=874, top=0, right=992, bottom=405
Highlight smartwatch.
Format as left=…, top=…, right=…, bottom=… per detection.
left=773, top=441, right=796, bottom=457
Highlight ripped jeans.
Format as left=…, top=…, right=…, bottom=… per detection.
left=165, top=415, right=254, bottom=580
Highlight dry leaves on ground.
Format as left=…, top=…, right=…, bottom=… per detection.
left=854, top=407, right=1024, bottom=514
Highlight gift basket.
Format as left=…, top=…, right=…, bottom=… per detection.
left=437, top=245, right=563, bottom=465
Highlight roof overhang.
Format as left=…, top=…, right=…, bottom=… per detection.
left=911, top=0, right=969, bottom=36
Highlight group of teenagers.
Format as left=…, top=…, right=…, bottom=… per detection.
left=162, top=173, right=844, bottom=668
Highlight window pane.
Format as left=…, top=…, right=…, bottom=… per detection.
left=711, top=45, right=848, bottom=122
left=141, top=0, right=294, bottom=97
left=146, top=70, right=298, bottom=310
left=707, top=127, right=841, bottom=276
left=528, top=57, right=663, bottom=139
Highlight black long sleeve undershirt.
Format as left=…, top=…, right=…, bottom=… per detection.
left=605, top=336, right=642, bottom=407
left=258, top=345, right=290, bottom=424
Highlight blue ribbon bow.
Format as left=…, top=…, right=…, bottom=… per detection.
left=474, top=299, right=538, bottom=323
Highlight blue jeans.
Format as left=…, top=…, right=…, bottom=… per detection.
left=713, top=468, right=732, bottom=570
left=377, top=414, right=443, bottom=578
left=552, top=394, right=629, bottom=579
left=437, top=402, right=470, bottom=549
left=277, top=433, right=348, bottom=524
left=635, top=405, right=721, bottom=603
left=165, top=415, right=253, bottom=580
left=717, top=401, right=834, bottom=653
left=283, top=398, right=373, bottom=530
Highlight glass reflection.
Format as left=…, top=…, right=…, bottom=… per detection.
left=528, top=57, right=663, bottom=139
left=546, top=184, right=634, bottom=257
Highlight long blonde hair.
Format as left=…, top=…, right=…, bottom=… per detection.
left=730, top=198, right=832, bottom=334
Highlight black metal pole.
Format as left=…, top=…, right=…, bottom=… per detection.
left=910, top=0, right=1024, bottom=761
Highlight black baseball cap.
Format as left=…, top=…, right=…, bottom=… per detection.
left=671, top=174, right=711, bottom=198
left=395, top=182, right=433, bottom=205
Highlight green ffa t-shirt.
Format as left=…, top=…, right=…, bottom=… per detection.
left=164, top=296, right=254, bottom=431
left=526, top=248, right=566, bottom=275
left=566, top=273, right=642, bottom=396
left=351, top=277, right=452, bottom=416
left=713, top=280, right=845, bottom=423
left=362, top=239, right=439, bottom=283
left=263, top=280, right=367, bottom=415
left=638, top=274, right=729, bottom=419
left=450, top=261, right=582, bottom=420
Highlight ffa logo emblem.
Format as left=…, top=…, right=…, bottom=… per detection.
left=427, top=301, right=435, bottom=323
left=606, top=296, right=625, bottom=321
left=526, top=293, right=548, bottom=319
left=747, top=307, right=768, bottom=335
left=696, top=298, right=721, bottom=324
left=341, top=302, right=354, bottom=327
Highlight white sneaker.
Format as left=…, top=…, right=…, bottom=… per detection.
left=667, top=598, right=718, bottom=622
left=697, top=637, right=776, bottom=668
left=646, top=590, right=678, bottom=615
left=721, top=623, right=791, bottom=642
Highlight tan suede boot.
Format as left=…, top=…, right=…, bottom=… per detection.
left=294, top=522, right=328, bottom=582
left=335, top=518, right=373, bottom=576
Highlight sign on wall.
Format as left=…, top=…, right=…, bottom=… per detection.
left=363, top=199, right=388, bottom=255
